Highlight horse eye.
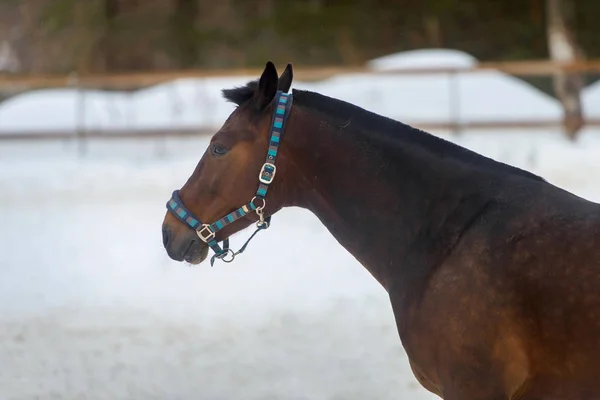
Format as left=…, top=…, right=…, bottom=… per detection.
left=211, top=144, right=228, bottom=156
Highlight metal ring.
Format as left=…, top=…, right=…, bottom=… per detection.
left=250, top=196, right=266, bottom=211
left=218, top=248, right=235, bottom=263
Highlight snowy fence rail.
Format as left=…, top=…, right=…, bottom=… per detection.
left=1, top=56, right=600, bottom=143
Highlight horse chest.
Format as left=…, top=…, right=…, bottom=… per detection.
left=389, top=257, right=533, bottom=399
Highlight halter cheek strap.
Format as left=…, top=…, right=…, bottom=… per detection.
left=166, top=90, right=293, bottom=266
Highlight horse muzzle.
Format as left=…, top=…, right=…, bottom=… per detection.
left=162, top=223, right=209, bottom=265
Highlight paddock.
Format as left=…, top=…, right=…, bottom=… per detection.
left=2, top=129, right=600, bottom=399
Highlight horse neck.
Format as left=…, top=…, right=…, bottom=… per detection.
left=281, top=105, right=498, bottom=294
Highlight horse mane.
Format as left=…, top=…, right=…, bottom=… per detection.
left=293, top=89, right=547, bottom=183
left=222, top=80, right=258, bottom=106
left=221, top=82, right=546, bottom=183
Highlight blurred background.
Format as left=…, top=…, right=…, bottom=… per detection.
left=1, top=0, right=600, bottom=399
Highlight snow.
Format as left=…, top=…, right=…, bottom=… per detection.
left=297, top=68, right=562, bottom=125
left=0, top=76, right=252, bottom=133
left=1, top=136, right=431, bottom=400
left=367, top=48, right=477, bottom=71
left=583, top=79, right=600, bottom=119
left=2, top=48, right=600, bottom=399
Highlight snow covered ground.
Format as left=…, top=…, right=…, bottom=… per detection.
left=0, top=135, right=434, bottom=400
left=2, top=49, right=600, bottom=400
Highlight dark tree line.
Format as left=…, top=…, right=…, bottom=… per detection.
left=0, top=0, right=596, bottom=73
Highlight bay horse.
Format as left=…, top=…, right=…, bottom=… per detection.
left=162, top=62, right=600, bottom=399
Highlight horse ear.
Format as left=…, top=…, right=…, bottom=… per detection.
left=254, top=61, right=279, bottom=111
left=278, top=63, right=294, bottom=93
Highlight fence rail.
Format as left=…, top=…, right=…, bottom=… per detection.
left=1, top=59, right=600, bottom=90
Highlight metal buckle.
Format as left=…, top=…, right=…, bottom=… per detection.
left=259, top=162, right=276, bottom=184
left=196, top=224, right=215, bottom=242
left=256, top=219, right=269, bottom=229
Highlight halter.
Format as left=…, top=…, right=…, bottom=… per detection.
left=166, top=90, right=293, bottom=266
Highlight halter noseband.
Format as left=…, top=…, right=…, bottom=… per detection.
left=166, top=90, right=293, bottom=266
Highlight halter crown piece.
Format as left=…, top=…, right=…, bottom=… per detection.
left=166, top=90, right=293, bottom=266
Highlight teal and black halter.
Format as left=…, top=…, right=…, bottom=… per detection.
left=166, top=90, right=293, bottom=266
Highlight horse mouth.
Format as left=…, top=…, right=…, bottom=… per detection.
left=183, top=240, right=209, bottom=265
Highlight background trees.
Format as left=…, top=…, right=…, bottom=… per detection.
left=0, top=0, right=594, bottom=74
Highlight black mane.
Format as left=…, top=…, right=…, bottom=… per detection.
left=221, top=82, right=546, bottom=183
left=221, top=80, right=258, bottom=106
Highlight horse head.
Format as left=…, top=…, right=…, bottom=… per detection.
left=162, top=62, right=296, bottom=265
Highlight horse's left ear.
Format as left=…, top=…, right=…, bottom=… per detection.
left=254, top=61, right=279, bottom=111
left=278, top=63, right=294, bottom=93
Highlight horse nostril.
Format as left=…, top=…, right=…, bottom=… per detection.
left=162, top=226, right=170, bottom=248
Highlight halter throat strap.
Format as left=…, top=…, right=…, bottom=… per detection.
left=166, top=90, right=293, bottom=265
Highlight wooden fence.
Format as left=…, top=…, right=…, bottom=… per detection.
left=1, top=59, right=600, bottom=141
left=2, top=59, right=600, bottom=89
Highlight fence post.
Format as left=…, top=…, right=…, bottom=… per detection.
left=69, top=71, right=87, bottom=157
left=448, top=69, right=462, bottom=135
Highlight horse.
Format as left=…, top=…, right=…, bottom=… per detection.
left=161, top=61, right=600, bottom=399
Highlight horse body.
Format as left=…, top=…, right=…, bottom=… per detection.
left=394, top=185, right=600, bottom=399
left=162, top=62, right=600, bottom=399
left=286, top=91, right=600, bottom=399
